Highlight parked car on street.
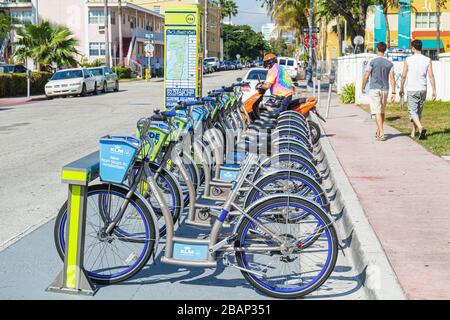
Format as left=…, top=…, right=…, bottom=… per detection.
left=219, top=61, right=227, bottom=71
left=45, top=68, right=97, bottom=99
left=277, top=56, right=299, bottom=81
left=0, top=64, right=29, bottom=74
left=87, top=66, right=119, bottom=93
left=240, top=68, right=271, bottom=102
left=225, top=61, right=235, bottom=70
left=204, top=57, right=220, bottom=72
left=203, top=61, right=214, bottom=74
left=234, top=60, right=243, bottom=70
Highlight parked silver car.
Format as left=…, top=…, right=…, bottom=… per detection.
left=88, top=66, right=119, bottom=93
left=45, top=68, right=97, bottom=99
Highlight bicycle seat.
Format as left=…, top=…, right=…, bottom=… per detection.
left=287, top=98, right=307, bottom=109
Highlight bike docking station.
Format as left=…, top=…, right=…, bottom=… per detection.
left=47, top=151, right=100, bottom=296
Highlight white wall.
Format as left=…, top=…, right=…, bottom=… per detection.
left=337, top=54, right=450, bottom=103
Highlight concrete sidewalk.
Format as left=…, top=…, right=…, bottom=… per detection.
left=319, top=99, right=450, bottom=300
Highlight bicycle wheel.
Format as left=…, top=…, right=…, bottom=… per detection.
left=307, top=120, right=321, bottom=145
left=131, top=162, right=182, bottom=236
left=54, top=184, right=156, bottom=284
left=253, top=152, right=321, bottom=183
left=235, top=195, right=338, bottom=299
left=273, top=139, right=315, bottom=163
left=273, top=129, right=311, bottom=150
left=244, top=170, right=328, bottom=210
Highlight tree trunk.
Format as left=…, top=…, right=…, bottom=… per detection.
left=385, top=9, right=391, bottom=49
left=336, top=15, right=342, bottom=56
left=118, top=0, right=123, bottom=67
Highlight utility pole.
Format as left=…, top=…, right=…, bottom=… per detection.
left=104, top=0, right=110, bottom=67
left=436, top=0, right=441, bottom=58
left=118, top=0, right=123, bottom=66
left=204, top=0, right=208, bottom=58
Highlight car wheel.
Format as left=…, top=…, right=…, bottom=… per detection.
left=114, top=81, right=119, bottom=92
left=102, top=81, right=108, bottom=93
left=80, top=84, right=87, bottom=97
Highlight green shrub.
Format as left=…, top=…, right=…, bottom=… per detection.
left=111, top=67, right=132, bottom=79
left=79, top=57, right=103, bottom=68
left=0, top=72, right=52, bottom=97
left=340, top=83, right=356, bottom=104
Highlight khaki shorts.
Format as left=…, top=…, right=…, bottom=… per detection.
left=369, top=90, right=389, bottom=115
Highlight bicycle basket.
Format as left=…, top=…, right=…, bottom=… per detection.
left=99, top=135, right=140, bottom=184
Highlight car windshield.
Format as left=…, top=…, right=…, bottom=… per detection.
left=287, top=60, right=295, bottom=66
left=0, top=66, right=14, bottom=73
left=204, top=58, right=215, bottom=63
left=89, top=68, right=103, bottom=76
left=51, top=70, right=84, bottom=80
left=279, top=59, right=287, bottom=65
left=246, top=70, right=267, bottom=81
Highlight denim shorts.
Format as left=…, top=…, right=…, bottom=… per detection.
left=407, top=91, right=427, bottom=120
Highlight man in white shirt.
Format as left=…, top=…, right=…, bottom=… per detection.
left=399, top=40, right=437, bottom=140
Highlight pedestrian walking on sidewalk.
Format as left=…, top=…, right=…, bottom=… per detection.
left=362, top=42, right=396, bottom=141
left=399, top=40, right=437, bottom=140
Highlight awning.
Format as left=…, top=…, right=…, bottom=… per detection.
left=418, top=39, right=444, bottom=49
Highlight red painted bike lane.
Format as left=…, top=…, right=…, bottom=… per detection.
left=320, top=102, right=450, bottom=299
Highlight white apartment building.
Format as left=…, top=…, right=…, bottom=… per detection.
left=0, top=0, right=164, bottom=70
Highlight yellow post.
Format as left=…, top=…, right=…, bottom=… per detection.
left=145, top=67, right=149, bottom=81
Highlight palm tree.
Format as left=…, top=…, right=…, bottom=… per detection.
left=13, top=21, right=79, bottom=71
left=377, top=0, right=399, bottom=49
left=0, top=10, right=13, bottom=40
left=215, top=0, right=238, bottom=24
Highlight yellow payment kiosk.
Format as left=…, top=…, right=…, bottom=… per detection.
left=164, top=5, right=203, bottom=108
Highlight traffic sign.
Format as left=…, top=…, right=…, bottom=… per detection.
left=303, top=27, right=319, bottom=34
left=303, top=35, right=318, bottom=48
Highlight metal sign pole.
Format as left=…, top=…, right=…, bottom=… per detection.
left=326, top=67, right=336, bottom=119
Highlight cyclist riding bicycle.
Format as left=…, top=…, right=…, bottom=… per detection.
left=258, top=53, right=295, bottom=113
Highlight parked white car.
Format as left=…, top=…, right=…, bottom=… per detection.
left=88, top=66, right=119, bottom=93
left=278, top=56, right=299, bottom=80
left=240, top=68, right=271, bottom=103
left=45, top=68, right=97, bottom=99
left=204, top=57, right=220, bottom=72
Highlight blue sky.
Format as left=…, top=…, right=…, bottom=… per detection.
left=233, top=0, right=272, bottom=33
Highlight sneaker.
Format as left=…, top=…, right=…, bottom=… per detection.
left=419, top=128, right=427, bottom=140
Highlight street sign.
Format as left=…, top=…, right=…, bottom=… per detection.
left=303, top=27, right=319, bottom=34
left=164, top=5, right=203, bottom=108
left=145, top=33, right=154, bottom=39
left=303, top=35, right=318, bottom=48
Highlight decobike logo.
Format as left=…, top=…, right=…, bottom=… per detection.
left=149, top=132, right=161, bottom=141
left=186, top=14, right=195, bottom=24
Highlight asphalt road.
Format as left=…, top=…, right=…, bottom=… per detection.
left=0, top=70, right=367, bottom=299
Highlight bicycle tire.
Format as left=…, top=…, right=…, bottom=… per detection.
left=235, top=195, right=338, bottom=299
left=54, top=184, right=156, bottom=284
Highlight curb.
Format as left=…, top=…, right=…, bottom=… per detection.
left=318, top=123, right=407, bottom=300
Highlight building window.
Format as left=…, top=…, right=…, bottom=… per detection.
left=89, top=10, right=105, bottom=24
left=129, top=17, right=136, bottom=29
left=89, top=42, right=106, bottom=56
left=10, top=10, right=33, bottom=24
left=416, top=12, right=438, bottom=29
left=110, top=11, right=116, bottom=25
